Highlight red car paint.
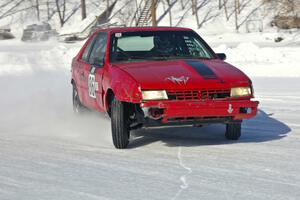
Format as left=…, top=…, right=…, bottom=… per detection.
left=71, top=27, right=258, bottom=125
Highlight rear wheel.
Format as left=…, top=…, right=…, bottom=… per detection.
left=72, top=84, right=86, bottom=114
left=225, top=122, right=241, bottom=140
left=111, top=97, right=130, bottom=149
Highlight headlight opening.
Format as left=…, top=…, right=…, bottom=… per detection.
left=230, top=87, right=252, bottom=97
left=142, top=90, right=168, bottom=100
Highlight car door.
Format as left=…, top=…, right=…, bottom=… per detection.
left=84, top=32, right=108, bottom=110
left=76, top=34, right=97, bottom=106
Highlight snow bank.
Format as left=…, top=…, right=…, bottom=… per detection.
left=204, top=31, right=300, bottom=47
left=0, top=40, right=82, bottom=75
left=213, top=42, right=300, bottom=77
left=0, top=37, right=299, bottom=78
left=59, top=15, right=97, bottom=36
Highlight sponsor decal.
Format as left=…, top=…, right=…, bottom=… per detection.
left=166, top=76, right=189, bottom=85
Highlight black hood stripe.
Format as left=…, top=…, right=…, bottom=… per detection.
left=185, top=60, right=218, bottom=79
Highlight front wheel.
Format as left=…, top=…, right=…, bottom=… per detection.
left=225, top=122, right=241, bottom=140
left=111, top=97, right=130, bottom=149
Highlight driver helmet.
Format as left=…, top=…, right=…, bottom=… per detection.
left=153, top=35, right=174, bottom=53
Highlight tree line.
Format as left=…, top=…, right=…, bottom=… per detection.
left=0, top=0, right=299, bottom=30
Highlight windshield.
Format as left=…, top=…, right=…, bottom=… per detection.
left=110, top=31, right=214, bottom=63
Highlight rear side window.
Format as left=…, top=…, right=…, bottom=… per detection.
left=183, top=36, right=211, bottom=58
left=88, top=32, right=108, bottom=66
left=81, top=35, right=97, bottom=62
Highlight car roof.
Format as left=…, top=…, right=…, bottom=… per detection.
left=95, top=26, right=193, bottom=33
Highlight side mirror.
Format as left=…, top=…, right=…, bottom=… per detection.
left=216, top=53, right=226, bottom=60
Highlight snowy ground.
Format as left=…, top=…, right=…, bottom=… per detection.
left=0, top=37, right=300, bottom=200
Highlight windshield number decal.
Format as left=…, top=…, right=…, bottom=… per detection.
left=115, top=33, right=122, bottom=38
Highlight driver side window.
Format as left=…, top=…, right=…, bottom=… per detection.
left=88, top=32, right=108, bottom=66
left=82, top=35, right=96, bottom=62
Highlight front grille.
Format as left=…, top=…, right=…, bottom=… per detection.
left=167, top=90, right=199, bottom=100
left=202, top=89, right=231, bottom=100
left=167, top=89, right=230, bottom=101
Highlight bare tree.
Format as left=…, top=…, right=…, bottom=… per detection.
left=46, top=0, right=50, bottom=20
left=192, top=0, right=199, bottom=27
left=157, top=0, right=178, bottom=25
left=81, top=0, right=86, bottom=20
left=35, top=0, right=40, bottom=21
left=234, top=0, right=238, bottom=30
left=264, top=0, right=300, bottom=17
left=0, top=1, right=14, bottom=10
left=112, top=0, right=134, bottom=26
left=237, top=0, right=241, bottom=14
left=223, top=0, right=229, bottom=20
left=175, top=5, right=192, bottom=26
left=166, top=0, right=172, bottom=26
left=46, top=0, right=59, bottom=21
left=237, top=2, right=264, bottom=30
left=191, top=0, right=195, bottom=14
left=192, top=0, right=213, bottom=28
left=151, top=0, right=157, bottom=26
left=106, top=0, right=109, bottom=21
left=279, top=0, right=298, bottom=16
left=196, top=0, right=210, bottom=11
left=55, top=0, right=66, bottom=27
left=180, top=0, right=185, bottom=10
left=198, top=8, right=220, bottom=28
left=222, top=0, right=265, bottom=31
left=0, top=0, right=26, bottom=20
left=228, top=0, right=251, bottom=19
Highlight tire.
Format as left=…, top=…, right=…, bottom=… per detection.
left=225, top=122, right=241, bottom=140
left=111, top=97, right=130, bottom=149
left=72, top=84, right=86, bottom=114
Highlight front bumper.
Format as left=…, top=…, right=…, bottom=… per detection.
left=140, top=99, right=259, bottom=124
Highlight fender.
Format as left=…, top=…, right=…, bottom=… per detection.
left=104, top=66, right=142, bottom=110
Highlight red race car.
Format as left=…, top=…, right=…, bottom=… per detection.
left=71, top=27, right=259, bottom=149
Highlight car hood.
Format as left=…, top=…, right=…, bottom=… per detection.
left=112, top=59, right=250, bottom=90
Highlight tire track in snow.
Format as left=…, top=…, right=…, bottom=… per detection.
left=172, top=147, right=192, bottom=200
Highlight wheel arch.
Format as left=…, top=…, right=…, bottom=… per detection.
left=105, top=88, right=115, bottom=116
left=71, top=78, right=75, bottom=86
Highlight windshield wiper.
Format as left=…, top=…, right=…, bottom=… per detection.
left=113, top=55, right=210, bottom=63
left=172, top=54, right=211, bottom=60
left=151, top=55, right=211, bottom=60
left=129, top=55, right=170, bottom=61
left=150, top=56, right=170, bottom=60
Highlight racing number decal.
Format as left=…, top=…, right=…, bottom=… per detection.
left=88, top=67, right=98, bottom=98
left=88, top=74, right=96, bottom=98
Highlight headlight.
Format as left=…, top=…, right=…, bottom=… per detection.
left=230, top=87, right=252, bottom=97
left=142, top=90, right=168, bottom=100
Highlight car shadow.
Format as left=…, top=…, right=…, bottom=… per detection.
left=128, top=109, right=291, bottom=148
